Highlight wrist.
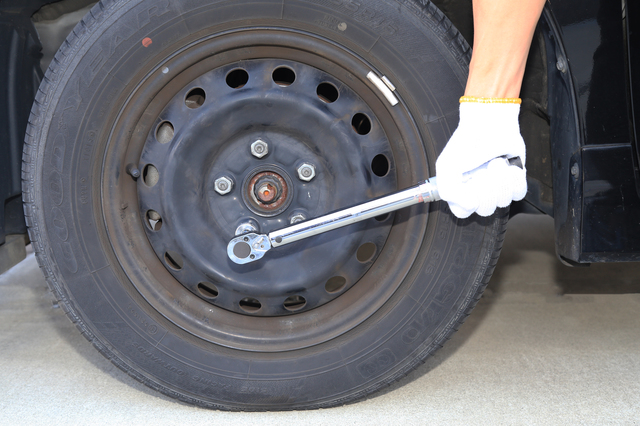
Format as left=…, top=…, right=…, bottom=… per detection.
left=465, top=48, right=528, bottom=98
left=459, top=96, right=521, bottom=105
left=458, top=101, right=521, bottom=130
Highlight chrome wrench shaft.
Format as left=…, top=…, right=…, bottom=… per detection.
left=227, top=156, right=522, bottom=264
left=227, top=178, right=440, bottom=264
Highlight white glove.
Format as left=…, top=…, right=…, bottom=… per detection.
left=435, top=101, right=527, bottom=219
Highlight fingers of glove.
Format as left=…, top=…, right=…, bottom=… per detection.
left=508, top=164, right=528, bottom=202
left=437, top=172, right=482, bottom=219
left=487, top=159, right=514, bottom=208
left=437, top=164, right=483, bottom=211
left=448, top=168, right=488, bottom=218
left=474, top=169, right=499, bottom=217
left=449, top=186, right=481, bottom=218
left=448, top=201, right=475, bottom=219
left=475, top=159, right=528, bottom=216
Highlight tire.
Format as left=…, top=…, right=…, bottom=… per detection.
left=22, top=0, right=507, bottom=410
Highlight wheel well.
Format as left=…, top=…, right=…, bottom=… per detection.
left=431, top=0, right=474, bottom=45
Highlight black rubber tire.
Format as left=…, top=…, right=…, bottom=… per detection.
left=22, top=0, right=508, bottom=410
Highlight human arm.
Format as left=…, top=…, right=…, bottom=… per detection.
left=466, top=0, right=547, bottom=98
left=435, top=0, right=546, bottom=218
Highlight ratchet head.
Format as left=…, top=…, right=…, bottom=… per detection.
left=227, top=233, right=271, bottom=264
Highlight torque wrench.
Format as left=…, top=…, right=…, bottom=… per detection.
left=227, top=157, right=522, bottom=264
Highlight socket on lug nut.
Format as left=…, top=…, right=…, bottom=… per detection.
left=297, top=163, right=316, bottom=182
left=289, top=213, right=307, bottom=225
left=251, top=140, right=269, bottom=158
left=214, top=176, right=234, bottom=195
left=235, top=222, right=258, bottom=236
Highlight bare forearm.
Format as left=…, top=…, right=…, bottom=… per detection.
left=465, top=0, right=546, bottom=98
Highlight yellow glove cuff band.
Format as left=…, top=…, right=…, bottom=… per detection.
left=459, top=96, right=522, bottom=105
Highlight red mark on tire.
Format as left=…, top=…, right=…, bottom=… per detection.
left=142, top=37, right=153, bottom=48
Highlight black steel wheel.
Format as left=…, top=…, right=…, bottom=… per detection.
left=23, top=0, right=508, bottom=410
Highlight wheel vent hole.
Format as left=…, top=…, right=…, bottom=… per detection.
left=317, top=82, right=339, bottom=103
left=185, top=88, right=206, bottom=109
left=226, top=69, right=249, bottom=89
left=371, top=154, right=390, bottom=177
left=375, top=213, right=390, bottom=222
left=273, top=67, right=296, bottom=87
left=197, top=282, right=219, bottom=299
left=356, top=243, right=377, bottom=263
left=142, top=164, right=159, bottom=187
left=325, top=276, right=347, bottom=294
left=145, top=210, right=163, bottom=231
left=283, top=295, right=307, bottom=312
left=164, top=250, right=184, bottom=271
left=352, top=113, right=372, bottom=135
left=239, top=297, right=262, bottom=313
left=156, top=121, right=174, bottom=144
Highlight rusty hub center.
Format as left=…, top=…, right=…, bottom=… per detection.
left=248, top=171, right=288, bottom=211
left=255, top=179, right=279, bottom=204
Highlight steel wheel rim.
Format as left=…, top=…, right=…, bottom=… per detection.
left=102, top=29, right=431, bottom=352
left=138, top=58, right=398, bottom=316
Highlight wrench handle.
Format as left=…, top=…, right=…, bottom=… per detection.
left=269, top=179, right=439, bottom=248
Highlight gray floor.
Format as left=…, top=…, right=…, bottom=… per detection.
left=1, top=214, right=639, bottom=425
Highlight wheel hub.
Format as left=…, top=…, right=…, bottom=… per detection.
left=255, top=178, right=279, bottom=204
left=243, top=167, right=292, bottom=217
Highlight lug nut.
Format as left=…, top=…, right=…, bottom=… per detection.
left=297, top=163, right=316, bottom=182
left=251, top=139, right=269, bottom=158
left=214, top=176, right=234, bottom=195
left=290, top=213, right=307, bottom=224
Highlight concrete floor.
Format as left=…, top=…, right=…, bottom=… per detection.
left=1, top=214, right=639, bottom=425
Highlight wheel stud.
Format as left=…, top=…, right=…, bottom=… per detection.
left=126, top=163, right=141, bottom=180
left=251, top=139, right=269, bottom=158
left=215, top=176, right=234, bottom=195
left=297, top=163, right=316, bottom=182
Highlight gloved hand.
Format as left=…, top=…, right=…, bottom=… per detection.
left=435, top=100, right=527, bottom=219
